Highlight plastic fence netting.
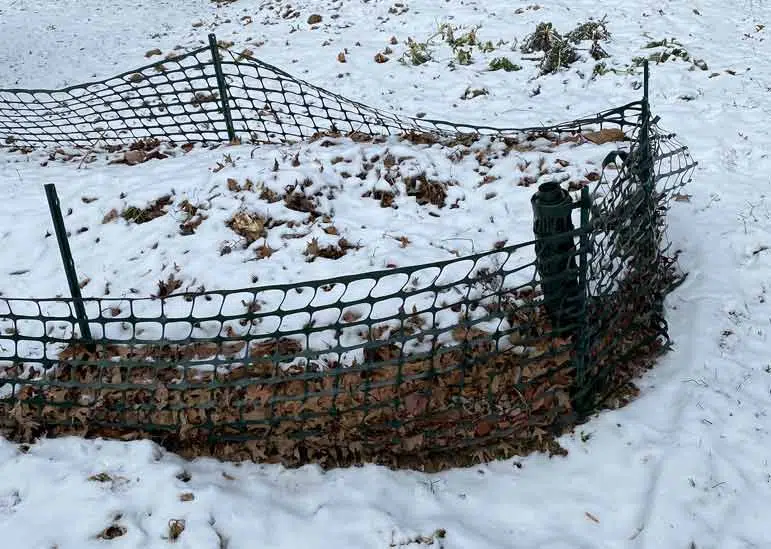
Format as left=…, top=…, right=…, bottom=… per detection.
left=0, top=41, right=696, bottom=470
left=1, top=38, right=643, bottom=148
left=0, top=46, right=233, bottom=147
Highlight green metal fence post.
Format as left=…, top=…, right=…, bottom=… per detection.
left=531, top=182, right=581, bottom=331
left=636, top=60, right=658, bottom=267
left=44, top=184, right=94, bottom=350
left=639, top=60, right=652, bottom=188
left=574, top=185, right=592, bottom=389
left=207, top=33, right=237, bottom=143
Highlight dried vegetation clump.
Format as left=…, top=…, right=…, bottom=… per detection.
left=108, top=137, right=172, bottom=166
left=404, top=174, right=451, bottom=207
left=304, top=237, right=360, bottom=261
left=521, top=18, right=612, bottom=74
left=227, top=211, right=267, bottom=244
left=121, top=195, right=173, bottom=224
left=177, top=200, right=208, bottom=235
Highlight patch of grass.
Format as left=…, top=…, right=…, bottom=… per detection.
left=520, top=20, right=614, bottom=74
left=488, top=57, right=522, bottom=72
left=437, top=22, right=455, bottom=43
left=520, top=22, right=579, bottom=75
left=400, top=24, right=498, bottom=67
left=479, top=40, right=496, bottom=53
left=592, top=62, right=609, bottom=78
left=592, top=61, right=635, bottom=78
left=643, top=38, right=670, bottom=49
left=441, top=24, right=479, bottom=48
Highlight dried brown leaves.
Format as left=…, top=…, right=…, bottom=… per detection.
left=121, top=195, right=173, bottom=224
left=155, top=274, right=183, bottom=298
left=304, top=237, right=360, bottom=261
left=581, top=128, right=627, bottom=145
left=178, top=200, right=208, bottom=235
left=227, top=211, right=267, bottom=244
left=108, top=138, right=170, bottom=166
left=1, top=324, right=586, bottom=472
left=404, top=174, right=450, bottom=207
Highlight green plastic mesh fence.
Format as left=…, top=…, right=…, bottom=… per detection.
left=0, top=36, right=640, bottom=148
left=0, top=38, right=696, bottom=471
left=0, top=45, right=228, bottom=147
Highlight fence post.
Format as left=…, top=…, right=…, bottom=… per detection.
left=635, top=60, right=659, bottom=270
left=207, top=33, right=237, bottom=143
left=530, top=182, right=581, bottom=331
left=574, top=185, right=592, bottom=389
left=44, top=184, right=94, bottom=349
left=639, top=60, right=652, bottom=188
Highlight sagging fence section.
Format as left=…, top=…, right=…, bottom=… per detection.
left=0, top=40, right=696, bottom=470
left=1, top=34, right=642, bottom=148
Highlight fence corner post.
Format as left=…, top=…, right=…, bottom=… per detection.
left=44, top=184, right=94, bottom=350
left=531, top=182, right=581, bottom=331
left=207, top=33, right=237, bottom=143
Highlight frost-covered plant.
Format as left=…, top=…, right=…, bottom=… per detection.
left=399, top=38, right=433, bottom=65
left=565, top=17, right=611, bottom=43
left=521, top=22, right=561, bottom=53
left=539, top=39, right=578, bottom=74
left=488, top=57, right=522, bottom=72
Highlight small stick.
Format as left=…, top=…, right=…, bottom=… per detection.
left=77, top=129, right=106, bottom=169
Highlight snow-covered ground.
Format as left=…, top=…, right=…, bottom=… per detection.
left=1, top=0, right=770, bottom=548
left=0, top=132, right=620, bottom=300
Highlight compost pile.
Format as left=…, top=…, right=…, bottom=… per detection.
left=0, top=281, right=668, bottom=472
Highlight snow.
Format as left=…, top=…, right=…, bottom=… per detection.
left=0, top=133, right=616, bottom=300
left=1, top=0, right=771, bottom=548
left=0, top=132, right=621, bottom=369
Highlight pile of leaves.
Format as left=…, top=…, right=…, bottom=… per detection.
left=0, top=282, right=667, bottom=472
left=108, top=137, right=174, bottom=166
left=4, top=136, right=190, bottom=167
